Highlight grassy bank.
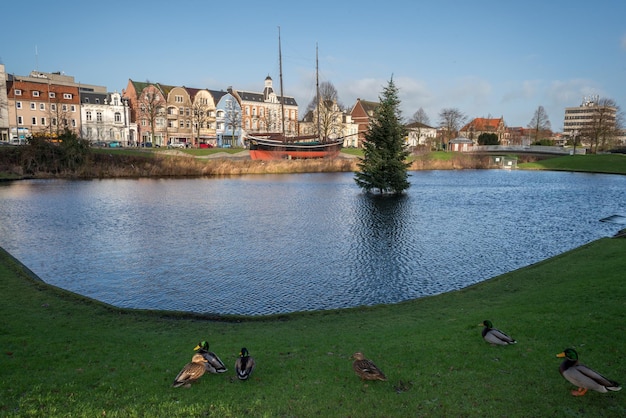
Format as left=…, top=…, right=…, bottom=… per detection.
left=1, top=236, right=624, bottom=417
left=1, top=145, right=625, bottom=178
left=519, top=153, right=626, bottom=174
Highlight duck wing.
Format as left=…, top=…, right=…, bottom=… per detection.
left=353, top=359, right=387, bottom=381
left=564, top=363, right=622, bottom=392
left=172, top=362, right=206, bottom=387
left=203, top=351, right=228, bottom=373
left=484, top=328, right=517, bottom=345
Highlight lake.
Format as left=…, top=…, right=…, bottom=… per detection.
left=0, top=170, right=624, bottom=315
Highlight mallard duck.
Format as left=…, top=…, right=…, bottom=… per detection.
left=194, top=341, right=228, bottom=373
left=172, top=353, right=209, bottom=388
left=351, top=352, right=387, bottom=381
left=235, top=347, right=256, bottom=380
left=557, top=348, right=622, bottom=396
left=479, top=320, right=517, bottom=345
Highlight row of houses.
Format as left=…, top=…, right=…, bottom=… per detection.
left=0, top=64, right=494, bottom=150
left=1, top=64, right=621, bottom=150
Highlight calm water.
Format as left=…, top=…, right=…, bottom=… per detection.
left=0, top=171, right=624, bottom=315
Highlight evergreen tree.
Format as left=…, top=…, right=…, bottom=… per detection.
left=354, top=77, right=410, bottom=194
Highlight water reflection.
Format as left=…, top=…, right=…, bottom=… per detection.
left=0, top=171, right=623, bottom=315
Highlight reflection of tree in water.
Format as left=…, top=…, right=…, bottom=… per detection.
left=350, top=193, right=420, bottom=305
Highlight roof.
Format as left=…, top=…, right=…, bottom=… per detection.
left=405, top=121, right=434, bottom=129
left=460, top=117, right=503, bottom=132
left=356, top=99, right=379, bottom=115
left=235, top=89, right=297, bottom=106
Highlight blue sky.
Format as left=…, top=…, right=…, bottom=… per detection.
left=2, top=0, right=624, bottom=130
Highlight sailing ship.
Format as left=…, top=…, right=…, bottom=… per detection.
left=248, top=30, right=345, bottom=160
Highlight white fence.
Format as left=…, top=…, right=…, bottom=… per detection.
left=470, top=145, right=586, bottom=155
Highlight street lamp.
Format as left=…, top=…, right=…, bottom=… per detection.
left=572, top=130, right=578, bottom=155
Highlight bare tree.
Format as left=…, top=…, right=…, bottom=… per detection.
left=304, top=81, right=344, bottom=140
left=222, top=97, right=242, bottom=147
left=191, top=100, right=211, bottom=147
left=305, top=81, right=344, bottom=140
left=579, top=98, right=621, bottom=153
left=409, top=107, right=431, bottom=126
left=527, top=105, right=551, bottom=143
left=438, top=108, right=467, bottom=149
left=138, top=83, right=166, bottom=145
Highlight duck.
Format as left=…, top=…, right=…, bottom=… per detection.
left=172, top=353, right=209, bottom=388
left=194, top=341, right=228, bottom=373
left=479, top=320, right=517, bottom=345
left=235, top=347, right=256, bottom=380
left=557, top=348, right=622, bottom=396
left=351, top=352, right=387, bottom=381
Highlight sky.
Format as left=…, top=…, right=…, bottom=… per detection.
left=2, top=0, right=625, bottom=130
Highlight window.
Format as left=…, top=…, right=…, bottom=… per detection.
left=114, top=112, right=121, bottom=123
left=95, top=98, right=100, bottom=104
left=179, top=107, right=183, bottom=115
left=16, top=101, right=22, bottom=109
left=71, top=119, right=76, bottom=127
left=41, top=117, right=46, bottom=125
left=71, top=105, right=76, bottom=112
left=40, top=103, right=45, bottom=111
left=51, top=104, right=56, bottom=111
left=32, top=91, right=40, bottom=97
left=52, top=118, right=57, bottom=126
left=30, top=102, right=36, bottom=110
left=49, top=92, right=55, bottom=98
left=84, top=98, right=90, bottom=103
left=96, top=112, right=102, bottom=122
left=62, top=104, right=68, bottom=112
left=31, top=117, right=37, bottom=125
left=15, top=89, right=22, bottom=96
left=18, top=116, right=23, bottom=125
left=179, top=120, right=184, bottom=128
left=175, top=95, right=183, bottom=103
left=86, top=111, right=92, bottom=121
left=63, top=93, right=72, bottom=99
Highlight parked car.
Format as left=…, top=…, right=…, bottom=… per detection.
left=93, top=141, right=107, bottom=147
left=109, top=141, right=122, bottom=148
left=141, top=142, right=153, bottom=148
left=168, top=142, right=186, bottom=149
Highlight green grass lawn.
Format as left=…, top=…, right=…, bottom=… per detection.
left=1, top=236, right=624, bottom=417
left=519, top=153, right=626, bottom=174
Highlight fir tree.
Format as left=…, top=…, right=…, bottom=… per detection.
left=354, top=77, right=410, bottom=194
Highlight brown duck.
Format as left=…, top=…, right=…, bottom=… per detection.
left=172, top=353, right=209, bottom=388
left=351, top=352, right=387, bottom=381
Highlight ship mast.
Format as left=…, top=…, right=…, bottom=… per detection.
left=316, top=43, right=321, bottom=141
left=278, top=26, right=286, bottom=137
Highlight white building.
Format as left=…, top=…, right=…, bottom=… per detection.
left=405, top=121, right=438, bottom=148
left=80, top=91, right=135, bottom=145
left=0, top=65, right=9, bottom=142
left=563, top=95, right=619, bottom=146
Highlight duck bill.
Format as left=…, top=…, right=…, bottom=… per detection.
left=556, top=352, right=566, bottom=358
left=194, top=345, right=201, bottom=351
